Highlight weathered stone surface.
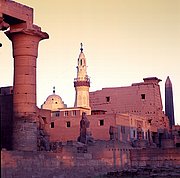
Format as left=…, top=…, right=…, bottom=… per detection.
left=12, top=117, right=37, bottom=151
left=1, top=146, right=180, bottom=178
left=1, top=0, right=48, bottom=151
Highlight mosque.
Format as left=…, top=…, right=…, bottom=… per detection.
left=1, top=1, right=180, bottom=177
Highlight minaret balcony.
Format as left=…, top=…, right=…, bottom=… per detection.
left=74, top=78, right=90, bottom=87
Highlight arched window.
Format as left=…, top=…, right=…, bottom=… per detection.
left=80, top=59, right=83, bottom=65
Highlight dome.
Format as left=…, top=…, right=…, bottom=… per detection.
left=41, top=93, right=67, bottom=111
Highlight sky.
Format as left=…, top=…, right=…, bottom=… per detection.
left=0, top=0, right=180, bottom=124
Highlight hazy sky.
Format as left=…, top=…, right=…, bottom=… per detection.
left=0, top=0, right=180, bottom=124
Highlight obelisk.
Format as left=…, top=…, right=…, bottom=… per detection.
left=165, top=76, right=175, bottom=128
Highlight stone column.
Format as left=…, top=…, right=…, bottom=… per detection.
left=6, top=26, right=48, bottom=151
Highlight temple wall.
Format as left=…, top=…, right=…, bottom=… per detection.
left=90, top=80, right=169, bottom=132
left=1, top=147, right=180, bottom=178
left=130, top=148, right=180, bottom=167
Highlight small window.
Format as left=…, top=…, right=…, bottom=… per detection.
left=66, top=121, right=71, bottom=128
left=64, top=111, right=68, bottom=116
left=55, top=112, right=60, bottom=117
left=106, top=96, right=110, bottom=102
left=51, top=122, right=54, bottom=128
left=99, top=119, right=104, bottom=126
left=72, top=110, right=76, bottom=116
left=141, top=94, right=146, bottom=99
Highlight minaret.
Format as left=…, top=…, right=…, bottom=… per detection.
left=165, top=76, right=175, bottom=127
left=74, top=43, right=90, bottom=109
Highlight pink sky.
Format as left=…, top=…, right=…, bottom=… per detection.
left=0, top=0, right=180, bottom=124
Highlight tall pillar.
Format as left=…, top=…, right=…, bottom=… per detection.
left=165, top=76, right=175, bottom=128
left=6, top=26, right=48, bottom=151
left=74, top=43, right=90, bottom=110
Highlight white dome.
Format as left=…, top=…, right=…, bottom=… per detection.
left=42, top=93, right=67, bottom=111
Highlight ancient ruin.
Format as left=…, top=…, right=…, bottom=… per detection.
left=0, top=0, right=49, bottom=151
left=1, top=0, right=180, bottom=178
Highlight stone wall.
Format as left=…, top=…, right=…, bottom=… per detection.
left=1, top=150, right=114, bottom=178
left=1, top=146, right=180, bottom=178
left=1, top=141, right=131, bottom=178
left=130, top=148, right=180, bottom=168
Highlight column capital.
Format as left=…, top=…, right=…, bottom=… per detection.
left=5, top=24, right=49, bottom=41
left=5, top=24, right=49, bottom=58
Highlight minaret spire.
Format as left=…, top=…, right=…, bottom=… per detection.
left=80, top=42, right=83, bottom=53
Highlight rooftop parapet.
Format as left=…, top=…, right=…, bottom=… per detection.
left=143, top=77, right=162, bottom=83
left=132, top=77, right=162, bottom=86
